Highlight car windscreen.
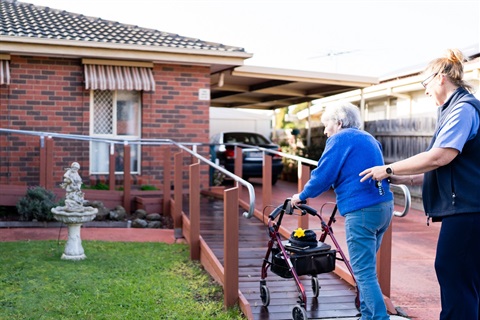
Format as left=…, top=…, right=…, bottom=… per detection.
left=224, top=133, right=270, bottom=145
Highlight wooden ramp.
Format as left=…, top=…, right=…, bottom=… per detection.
left=194, top=195, right=359, bottom=320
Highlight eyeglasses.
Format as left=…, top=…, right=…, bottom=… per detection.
left=421, top=72, right=438, bottom=88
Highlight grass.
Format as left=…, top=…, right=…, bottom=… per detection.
left=0, top=241, right=246, bottom=320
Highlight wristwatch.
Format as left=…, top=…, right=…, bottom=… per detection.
left=386, top=166, right=394, bottom=175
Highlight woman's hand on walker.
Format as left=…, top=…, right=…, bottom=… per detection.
left=291, top=193, right=302, bottom=206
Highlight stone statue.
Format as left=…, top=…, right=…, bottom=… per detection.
left=60, top=162, right=85, bottom=211
left=52, top=161, right=97, bottom=260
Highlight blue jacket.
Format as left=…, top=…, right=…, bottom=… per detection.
left=423, top=87, right=480, bottom=220
left=299, top=128, right=393, bottom=216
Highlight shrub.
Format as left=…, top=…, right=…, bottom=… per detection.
left=16, top=186, right=60, bottom=222
left=84, top=182, right=110, bottom=190
left=140, top=185, right=158, bottom=191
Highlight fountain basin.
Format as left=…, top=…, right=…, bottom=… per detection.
left=52, top=206, right=98, bottom=261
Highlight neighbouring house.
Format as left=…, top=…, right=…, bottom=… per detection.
left=298, top=46, right=480, bottom=122
left=0, top=0, right=251, bottom=201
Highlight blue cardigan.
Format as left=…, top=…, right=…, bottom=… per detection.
left=299, top=128, right=392, bottom=216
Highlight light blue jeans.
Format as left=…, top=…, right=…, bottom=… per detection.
left=344, top=200, right=393, bottom=320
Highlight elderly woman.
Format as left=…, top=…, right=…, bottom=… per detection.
left=291, top=102, right=393, bottom=320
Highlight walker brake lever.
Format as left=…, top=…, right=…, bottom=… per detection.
left=292, top=200, right=307, bottom=215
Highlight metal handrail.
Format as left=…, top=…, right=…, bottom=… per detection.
left=211, top=141, right=412, bottom=217
left=139, top=139, right=255, bottom=218
left=390, top=184, right=411, bottom=217
left=217, top=142, right=318, bottom=166
left=0, top=129, right=256, bottom=219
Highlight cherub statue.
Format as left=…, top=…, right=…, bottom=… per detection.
left=60, top=162, right=85, bottom=211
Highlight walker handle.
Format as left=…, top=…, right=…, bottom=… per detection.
left=268, top=205, right=283, bottom=220
left=296, top=204, right=317, bottom=216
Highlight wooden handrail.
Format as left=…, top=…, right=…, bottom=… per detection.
left=262, top=153, right=272, bottom=210
left=123, top=143, right=131, bottom=213
left=109, top=143, right=115, bottom=190
left=39, top=136, right=46, bottom=187
left=45, top=136, right=54, bottom=190
left=223, top=186, right=239, bottom=308
left=298, top=164, right=309, bottom=230
left=189, top=162, right=200, bottom=261
left=173, top=151, right=183, bottom=238
left=163, top=146, right=171, bottom=215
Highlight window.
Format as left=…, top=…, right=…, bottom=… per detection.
left=90, top=90, right=141, bottom=174
left=0, top=56, right=10, bottom=85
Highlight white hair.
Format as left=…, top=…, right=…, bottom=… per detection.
left=321, top=102, right=362, bottom=129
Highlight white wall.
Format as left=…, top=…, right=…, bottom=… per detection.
left=209, top=107, right=274, bottom=139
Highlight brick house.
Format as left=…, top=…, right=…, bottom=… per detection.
left=0, top=0, right=251, bottom=198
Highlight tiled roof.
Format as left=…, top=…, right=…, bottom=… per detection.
left=0, top=0, right=246, bottom=53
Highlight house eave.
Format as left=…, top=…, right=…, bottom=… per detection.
left=0, top=36, right=252, bottom=70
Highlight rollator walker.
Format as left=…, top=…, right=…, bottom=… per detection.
left=259, top=184, right=410, bottom=320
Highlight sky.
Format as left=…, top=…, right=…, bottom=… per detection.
left=22, top=0, right=480, bottom=77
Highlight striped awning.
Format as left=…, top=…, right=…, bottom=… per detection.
left=0, top=60, right=10, bottom=85
left=84, top=64, right=155, bottom=92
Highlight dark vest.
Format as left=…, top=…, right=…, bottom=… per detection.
left=423, top=88, right=480, bottom=220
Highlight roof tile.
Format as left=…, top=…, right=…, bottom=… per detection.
left=0, top=0, right=246, bottom=53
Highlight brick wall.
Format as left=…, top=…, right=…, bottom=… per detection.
left=1, top=56, right=89, bottom=186
left=140, top=64, right=211, bottom=189
left=0, top=56, right=211, bottom=190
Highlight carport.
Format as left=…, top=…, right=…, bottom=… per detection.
left=210, top=64, right=378, bottom=110
left=210, top=64, right=378, bottom=144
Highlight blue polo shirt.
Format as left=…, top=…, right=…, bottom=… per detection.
left=433, top=101, right=480, bottom=151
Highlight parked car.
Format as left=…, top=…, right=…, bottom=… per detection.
left=210, top=131, right=284, bottom=185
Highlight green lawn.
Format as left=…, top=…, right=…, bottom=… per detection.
left=0, top=241, right=245, bottom=320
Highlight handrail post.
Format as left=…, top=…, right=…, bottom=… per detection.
left=224, top=186, right=239, bottom=308
left=163, top=146, right=171, bottom=216
left=109, top=143, right=115, bottom=190
left=377, top=225, right=392, bottom=298
left=45, top=136, right=54, bottom=190
left=173, top=151, right=183, bottom=238
left=234, top=146, right=243, bottom=197
left=123, top=142, right=131, bottom=214
left=297, top=162, right=309, bottom=229
left=377, top=184, right=411, bottom=299
left=262, top=153, right=272, bottom=213
left=39, top=136, right=46, bottom=187
left=189, top=162, right=200, bottom=260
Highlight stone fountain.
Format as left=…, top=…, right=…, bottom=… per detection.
left=51, top=162, right=97, bottom=261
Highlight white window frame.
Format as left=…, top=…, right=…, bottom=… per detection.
left=89, top=90, right=141, bottom=175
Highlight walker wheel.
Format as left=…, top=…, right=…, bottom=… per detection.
left=311, top=276, right=320, bottom=298
left=292, top=304, right=307, bottom=320
left=260, top=284, right=270, bottom=307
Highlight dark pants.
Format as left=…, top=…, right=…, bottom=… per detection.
left=435, top=213, right=480, bottom=320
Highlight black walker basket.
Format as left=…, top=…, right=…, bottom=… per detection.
left=270, top=241, right=336, bottom=278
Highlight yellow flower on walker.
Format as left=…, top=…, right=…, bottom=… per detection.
left=293, top=227, right=306, bottom=238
